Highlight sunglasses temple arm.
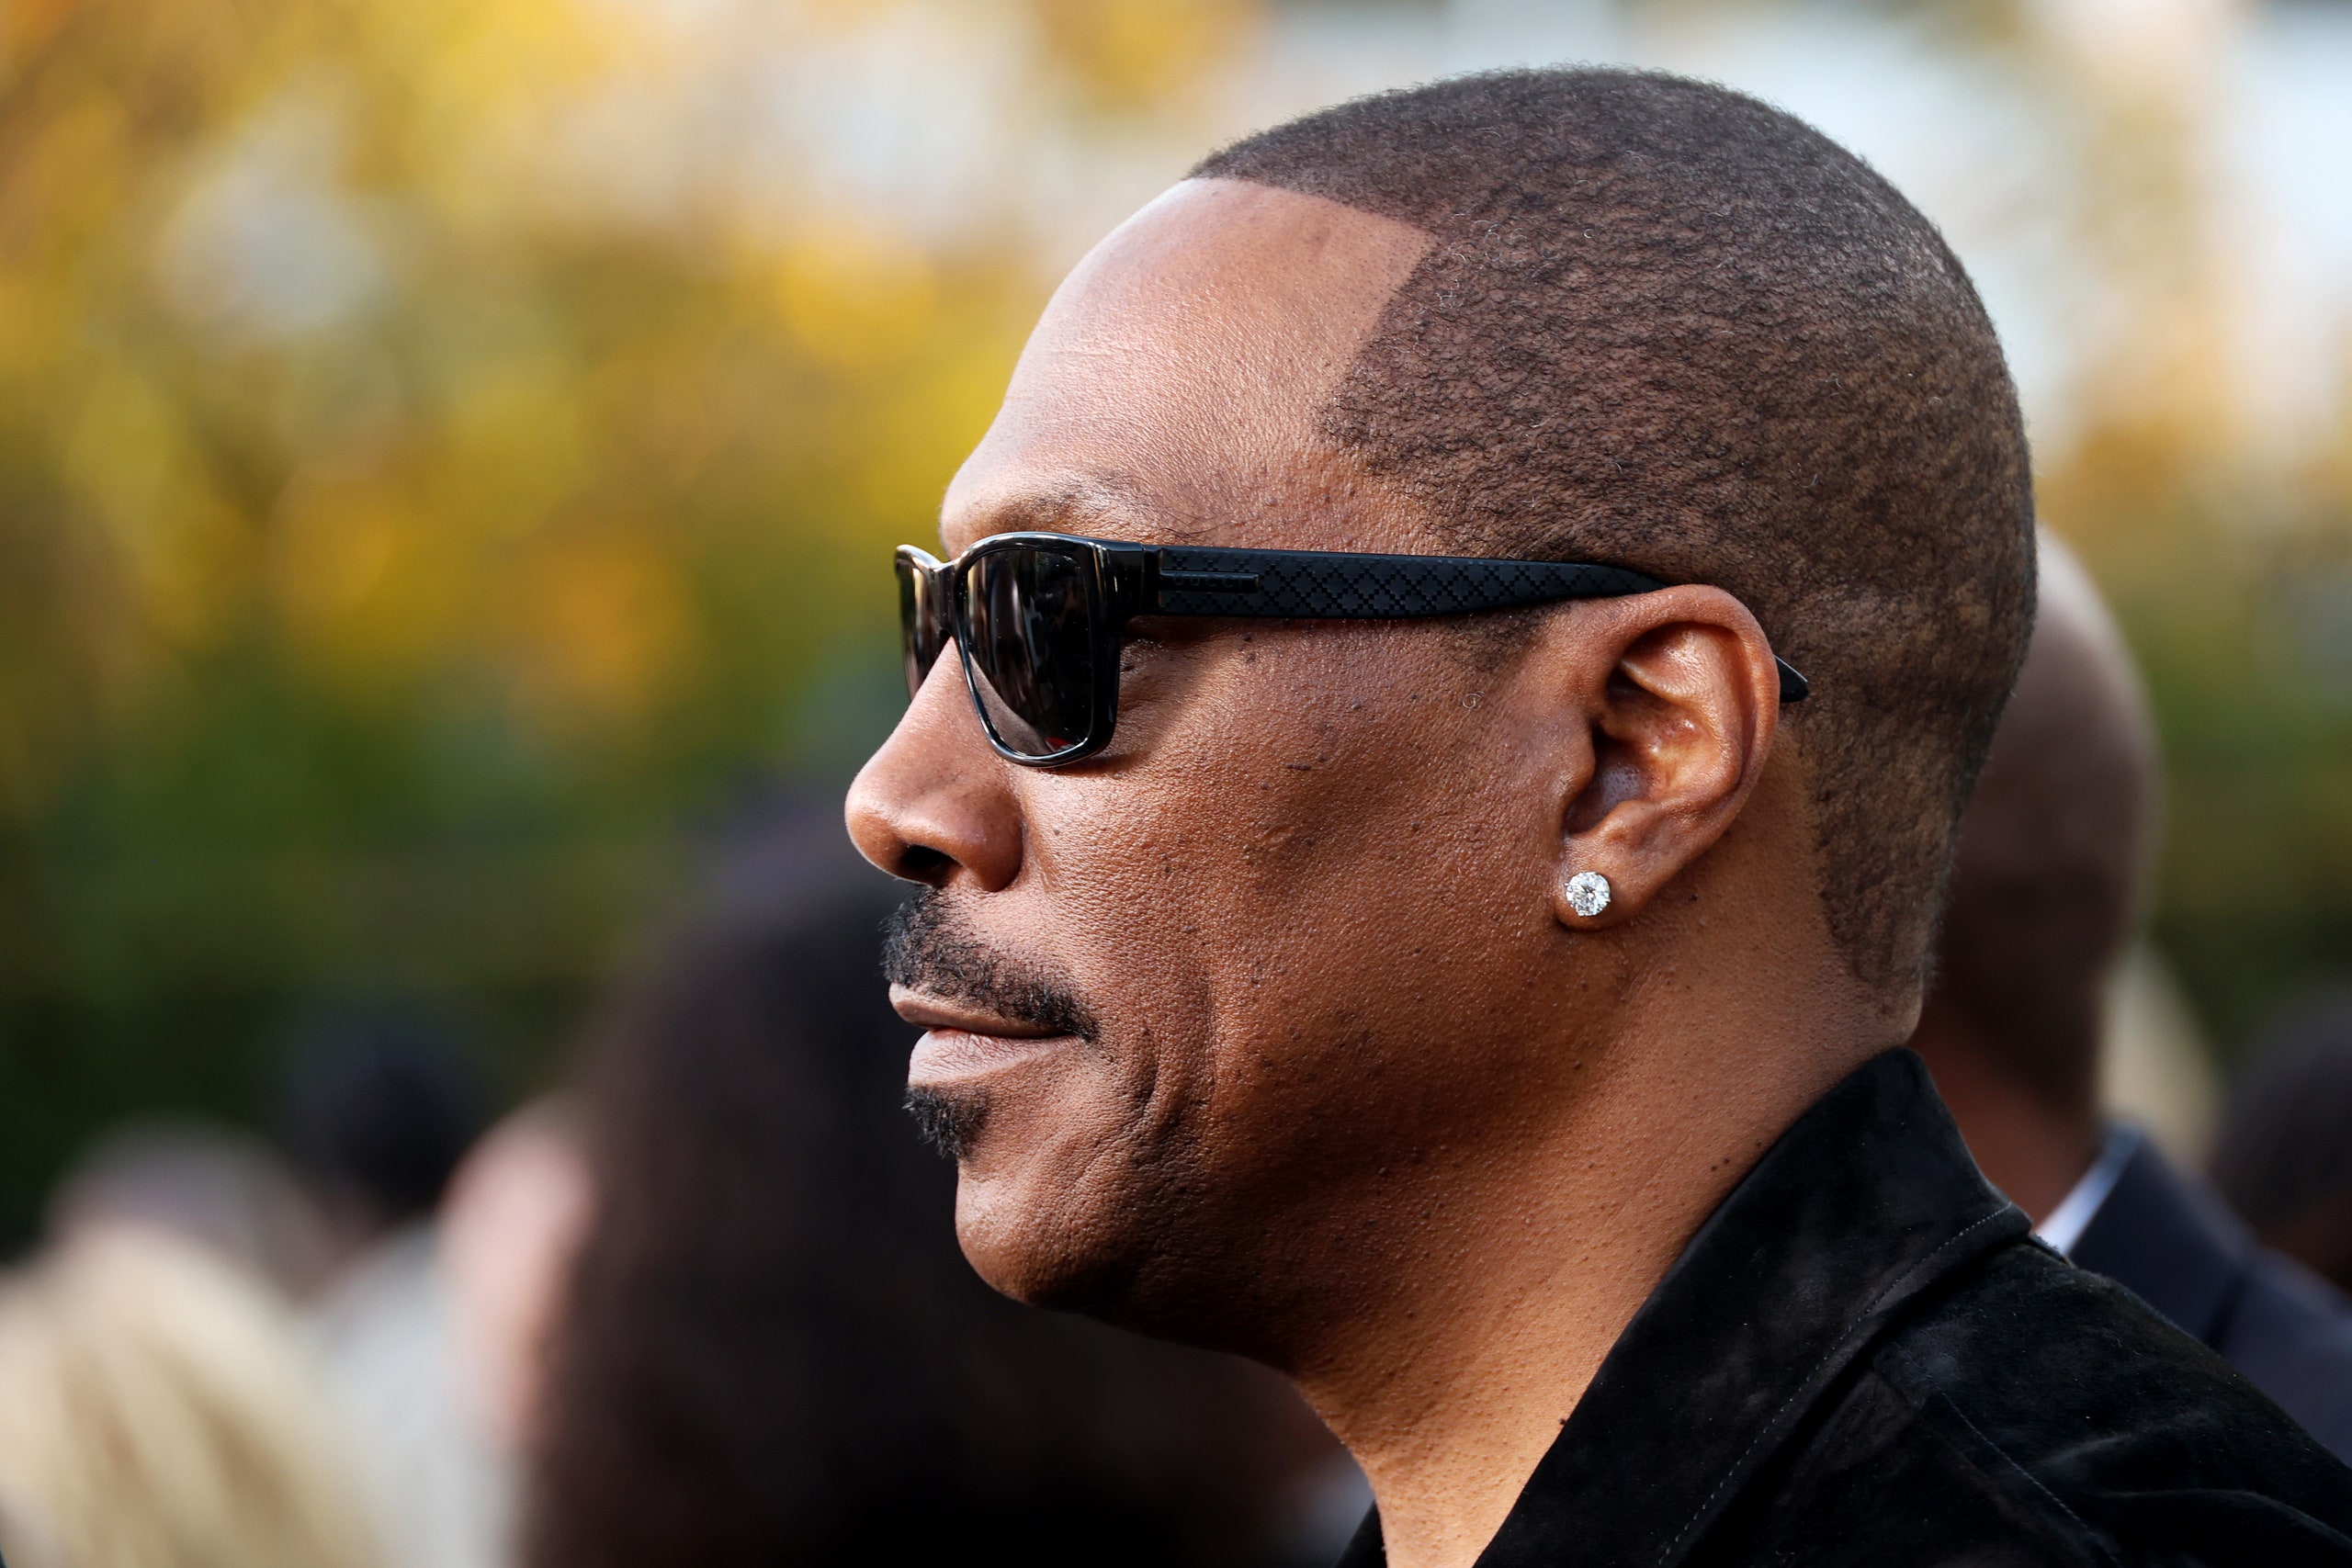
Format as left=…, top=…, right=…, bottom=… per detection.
left=1113, top=544, right=1809, bottom=703
left=1151, top=549, right=1812, bottom=704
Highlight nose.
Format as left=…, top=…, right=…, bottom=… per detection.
left=845, top=660, right=1025, bottom=891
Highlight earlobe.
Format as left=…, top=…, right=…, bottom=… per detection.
left=1563, top=871, right=1613, bottom=919
left=1554, top=863, right=1623, bottom=929
left=1544, top=588, right=1781, bottom=930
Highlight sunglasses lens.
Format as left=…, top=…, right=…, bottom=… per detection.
left=962, top=546, right=1097, bottom=759
left=897, top=553, right=944, bottom=699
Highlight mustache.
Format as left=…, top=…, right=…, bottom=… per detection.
left=880, top=889, right=1099, bottom=1043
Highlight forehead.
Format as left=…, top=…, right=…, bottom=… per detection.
left=942, top=178, right=1430, bottom=554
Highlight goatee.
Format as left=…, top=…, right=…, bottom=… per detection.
left=902, top=1085, right=988, bottom=1161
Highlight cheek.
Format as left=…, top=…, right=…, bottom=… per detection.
left=1023, top=640, right=1554, bottom=1134
left=949, top=1040, right=1174, bottom=1299
left=1030, top=652, right=1453, bottom=993
left=949, top=637, right=1582, bottom=1301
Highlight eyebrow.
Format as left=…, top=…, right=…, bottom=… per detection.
left=944, top=474, right=1170, bottom=548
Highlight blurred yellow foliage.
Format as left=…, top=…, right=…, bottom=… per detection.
left=775, top=222, right=941, bottom=371
left=0, top=0, right=1213, bottom=799
left=504, top=526, right=702, bottom=729
left=270, top=468, right=445, bottom=684
left=1035, top=0, right=1255, bottom=109
left=0, top=0, right=1263, bottom=1221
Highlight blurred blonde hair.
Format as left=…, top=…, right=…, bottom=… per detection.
left=0, top=1228, right=381, bottom=1568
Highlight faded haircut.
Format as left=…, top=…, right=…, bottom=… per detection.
left=1193, top=67, right=2036, bottom=996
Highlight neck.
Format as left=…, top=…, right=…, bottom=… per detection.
left=1905, top=1008, right=2100, bottom=1224
left=1287, top=997, right=1883, bottom=1568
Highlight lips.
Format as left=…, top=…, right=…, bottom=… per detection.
left=908, top=1026, right=1073, bottom=1082
left=893, top=986, right=1080, bottom=1085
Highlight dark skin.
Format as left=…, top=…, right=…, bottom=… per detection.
left=847, top=179, right=1906, bottom=1568
left=1909, top=539, right=2158, bottom=1223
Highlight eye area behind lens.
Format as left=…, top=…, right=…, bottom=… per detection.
left=959, top=542, right=1100, bottom=761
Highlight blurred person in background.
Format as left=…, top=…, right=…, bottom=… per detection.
left=281, top=999, right=496, bottom=1264
left=438, top=1100, right=594, bottom=1461
left=282, top=1001, right=510, bottom=1568
left=0, top=1226, right=380, bottom=1568
left=49, top=1118, right=334, bottom=1297
left=1911, top=535, right=2352, bottom=1459
left=2216, top=993, right=2352, bottom=1297
left=526, top=807, right=1351, bottom=1568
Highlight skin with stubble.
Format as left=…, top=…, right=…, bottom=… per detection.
left=847, top=179, right=1905, bottom=1568
left=1909, top=540, right=2159, bottom=1223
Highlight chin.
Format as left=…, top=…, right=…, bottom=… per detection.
left=929, top=1042, right=1293, bottom=1348
left=951, top=1162, right=1144, bottom=1309
left=949, top=1147, right=1284, bottom=1362
left=927, top=1053, right=1149, bottom=1301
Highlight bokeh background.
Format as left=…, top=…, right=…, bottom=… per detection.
left=1, top=0, right=2348, bottom=1243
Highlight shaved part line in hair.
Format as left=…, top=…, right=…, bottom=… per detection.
left=1193, top=68, right=2036, bottom=995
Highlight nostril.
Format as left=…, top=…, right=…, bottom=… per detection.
left=898, top=843, right=952, bottom=882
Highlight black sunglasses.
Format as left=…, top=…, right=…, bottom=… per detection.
left=897, top=532, right=1809, bottom=766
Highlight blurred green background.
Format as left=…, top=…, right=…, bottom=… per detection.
left=0, top=0, right=2346, bottom=1243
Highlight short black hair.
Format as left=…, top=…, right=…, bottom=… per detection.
left=1193, top=68, right=2036, bottom=994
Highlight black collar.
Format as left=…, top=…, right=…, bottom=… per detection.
left=1340, top=1049, right=2029, bottom=1568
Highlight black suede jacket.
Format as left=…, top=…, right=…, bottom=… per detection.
left=2073, top=1132, right=2352, bottom=1461
left=1338, top=1051, right=2352, bottom=1567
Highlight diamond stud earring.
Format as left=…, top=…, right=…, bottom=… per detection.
left=1565, top=871, right=1612, bottom=919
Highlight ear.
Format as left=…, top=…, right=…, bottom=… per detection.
left=1532, top=586, right=1784, bottom=929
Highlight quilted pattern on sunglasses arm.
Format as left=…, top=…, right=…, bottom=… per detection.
left=1151, top=549, right=1663, bottom=619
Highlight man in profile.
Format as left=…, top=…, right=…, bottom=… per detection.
left=1911, top=535, right=2352, bottom=1460
left=849, top=70, right=2352, bottom=1566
